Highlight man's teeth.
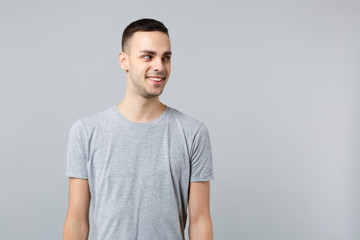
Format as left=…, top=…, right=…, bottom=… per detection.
left=147, top=77, right=163, bottom=82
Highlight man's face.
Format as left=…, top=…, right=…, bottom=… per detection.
left=124, top=31, right=172, bottom=99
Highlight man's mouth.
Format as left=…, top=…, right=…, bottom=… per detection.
left=146, top=76, right=165, bottom=82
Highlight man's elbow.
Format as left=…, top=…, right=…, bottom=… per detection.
left=63, top=217, right=89, bottom=240
left=188, top=215, right=213, bottom=240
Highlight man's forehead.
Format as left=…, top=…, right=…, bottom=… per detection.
left=132, top=30, right=169, bottom=39
left=131, top=31, right=170, bottom=48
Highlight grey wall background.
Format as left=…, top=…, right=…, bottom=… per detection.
left=1, top=0, right=359, bottom=239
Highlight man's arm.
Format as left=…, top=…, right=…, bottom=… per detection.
left=63, top=177, right=91, bottom=240
left=188, top=181, right=213, bottom=240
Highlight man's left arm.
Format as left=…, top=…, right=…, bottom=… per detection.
left=188, top=181, right=213, bottom=240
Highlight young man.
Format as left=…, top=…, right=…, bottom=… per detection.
left=63, top=18, right=214, bottom=240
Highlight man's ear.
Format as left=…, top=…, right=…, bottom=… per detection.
left=118, top=52, right=129, bottom=71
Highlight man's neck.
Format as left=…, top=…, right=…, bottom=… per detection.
left=116, top=98, right=166, bottom=123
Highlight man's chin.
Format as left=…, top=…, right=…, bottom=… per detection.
left=143, top=90, right=164, bottom=99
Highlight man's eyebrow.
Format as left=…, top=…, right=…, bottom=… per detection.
left=139, top=50, right=172, bottom=56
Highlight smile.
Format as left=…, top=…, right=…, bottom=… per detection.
left=146, top=76, right=165, bottom=83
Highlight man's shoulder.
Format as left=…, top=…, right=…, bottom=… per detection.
left=168, top=105, right=205, bottom=131
left=71, top=105, right=114, bottom=130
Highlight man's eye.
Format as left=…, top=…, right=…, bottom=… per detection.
left=144, top=55, right=152, bottom=59
left=163, top=56, right=171, bottom=61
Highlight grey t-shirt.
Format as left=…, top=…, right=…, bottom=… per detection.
left=65, top=104, right=214, bottom=240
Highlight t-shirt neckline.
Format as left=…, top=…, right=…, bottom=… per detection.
left=112, top=104, right=169, bottom=126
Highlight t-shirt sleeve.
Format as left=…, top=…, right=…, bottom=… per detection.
left=189, top=123, right=215, bottom=182
left=65, top=119, right=89, bottom=179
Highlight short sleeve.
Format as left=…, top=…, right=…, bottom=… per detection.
left=189, top=123, right=214, bottom=182
left=65, top=119, right=89, bottom=179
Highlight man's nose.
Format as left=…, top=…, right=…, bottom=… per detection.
left=153, top=57, right=165, bottom=71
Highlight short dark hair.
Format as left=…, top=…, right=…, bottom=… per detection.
left=121, top=18, right=169, bottom=52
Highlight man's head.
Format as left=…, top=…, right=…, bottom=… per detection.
left=119, top=18, right=172, bottom=99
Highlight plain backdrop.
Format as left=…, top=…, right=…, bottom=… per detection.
left=0, top=0, right=359, bottom=239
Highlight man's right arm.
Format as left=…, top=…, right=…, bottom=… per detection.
left=63, top=177, right=91, bottom=240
